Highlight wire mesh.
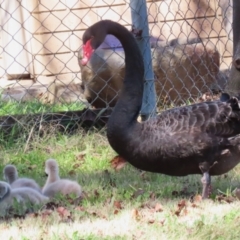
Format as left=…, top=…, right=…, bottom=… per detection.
left=0, top=0, right=233, bottom=135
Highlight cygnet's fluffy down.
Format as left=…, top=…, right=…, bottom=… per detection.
left=42, top=179, right=82, bottom=198
left=42, top=159, right=60, bottom=190
left=0, top=181, right=48, bottom=215
left=42, top=158, right=82, bottom=198
left=3, top=164, right=41, bottom=192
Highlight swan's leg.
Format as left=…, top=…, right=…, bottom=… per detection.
left=199, top=162, right=212, bottom=199
left=201, top=171, right=211, bottom=199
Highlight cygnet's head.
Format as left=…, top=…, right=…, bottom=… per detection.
left=0, top=181, right=10, bottom=200
left=45, top=159, right=59, bottom=175
left=3, top=165, right=18, bottom=183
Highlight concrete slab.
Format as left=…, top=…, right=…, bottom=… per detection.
left=0, top=77, right=89, bottom=107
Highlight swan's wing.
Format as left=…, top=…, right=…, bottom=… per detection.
left=154, top=99, right=240, bottom=138
left=135, top=100, right=240, bottom=159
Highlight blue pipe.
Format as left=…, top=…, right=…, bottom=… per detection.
left=130, top=0, right=156, bottom=120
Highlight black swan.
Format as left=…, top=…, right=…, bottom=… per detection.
left=81, top=20, right=240, bottom=199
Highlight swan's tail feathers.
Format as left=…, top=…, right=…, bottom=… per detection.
left=228, top=134, right=240, bottom=146
left=221, top=93, right=240, bottom=111
left=229, top=97, right=240, bottom=111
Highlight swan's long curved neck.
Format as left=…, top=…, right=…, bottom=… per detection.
left=106, top=22, right=144, bottom=143
left=6, top=172, right=17, bottom=184
left=47, top=170, right=60, bottom=184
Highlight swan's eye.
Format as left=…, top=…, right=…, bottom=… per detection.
left=81, top=39, right=95, bottom=66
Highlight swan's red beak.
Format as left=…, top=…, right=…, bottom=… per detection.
left=81, top=40, right=94, bottom=66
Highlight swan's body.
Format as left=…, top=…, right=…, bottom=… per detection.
left=81, top=20, right=240, bottom=198
left=42, top=159, right=82, bottom=198
left=0, top=181, right=48, bottom=215
left=3, top=164, right=42, bottom=192
left=42, top=179, right=82, bottom=198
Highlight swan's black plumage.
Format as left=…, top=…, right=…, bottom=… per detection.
left=81, top=20, right=240, bottom=198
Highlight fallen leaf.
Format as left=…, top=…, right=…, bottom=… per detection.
left=57, top=207, right=71, bottom=218
left=191, top=203, right=198, bottom=208
left=132, top=208, right=141, bottom=221
left=178, top=199, right=187, bottom=208
left=193, top=194, right=202, bottom=203
left=110, top=155, right=127, bottom=171
left=154, top=203, right=163, bottom=212
left=216, top=194, right=235, bottom=203
left=114, top=209, right=119, bottom=215
left=114, top=200, right=122, bottom=209
left=89, top=211, right=107, bottom=219
left=175, top=199, right=187, bottom=216
left=174, top=210, right=181, bottom=216
left=91, top=212, right=97, bottom=216
left=148, top=219, right=155, bottom=224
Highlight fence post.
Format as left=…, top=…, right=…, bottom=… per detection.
left=233, top=0, right=240, bottom=54
left=129, top=0, right=156, bottom=120
left=226, top=0, right=240, bottom=96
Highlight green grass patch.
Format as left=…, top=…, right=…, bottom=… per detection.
left=0, top=99, right=85, bottom=116
left=1, top=127, right=240, bottom=239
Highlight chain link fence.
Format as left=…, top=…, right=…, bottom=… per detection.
left=0, top=0, right=233, bottom=136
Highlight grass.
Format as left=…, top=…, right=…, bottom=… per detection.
left=1, top=125, right=240, bottom=240
left=0, top=99, right=240, bottom=239
left=0, top=98, right=85, bottom=116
